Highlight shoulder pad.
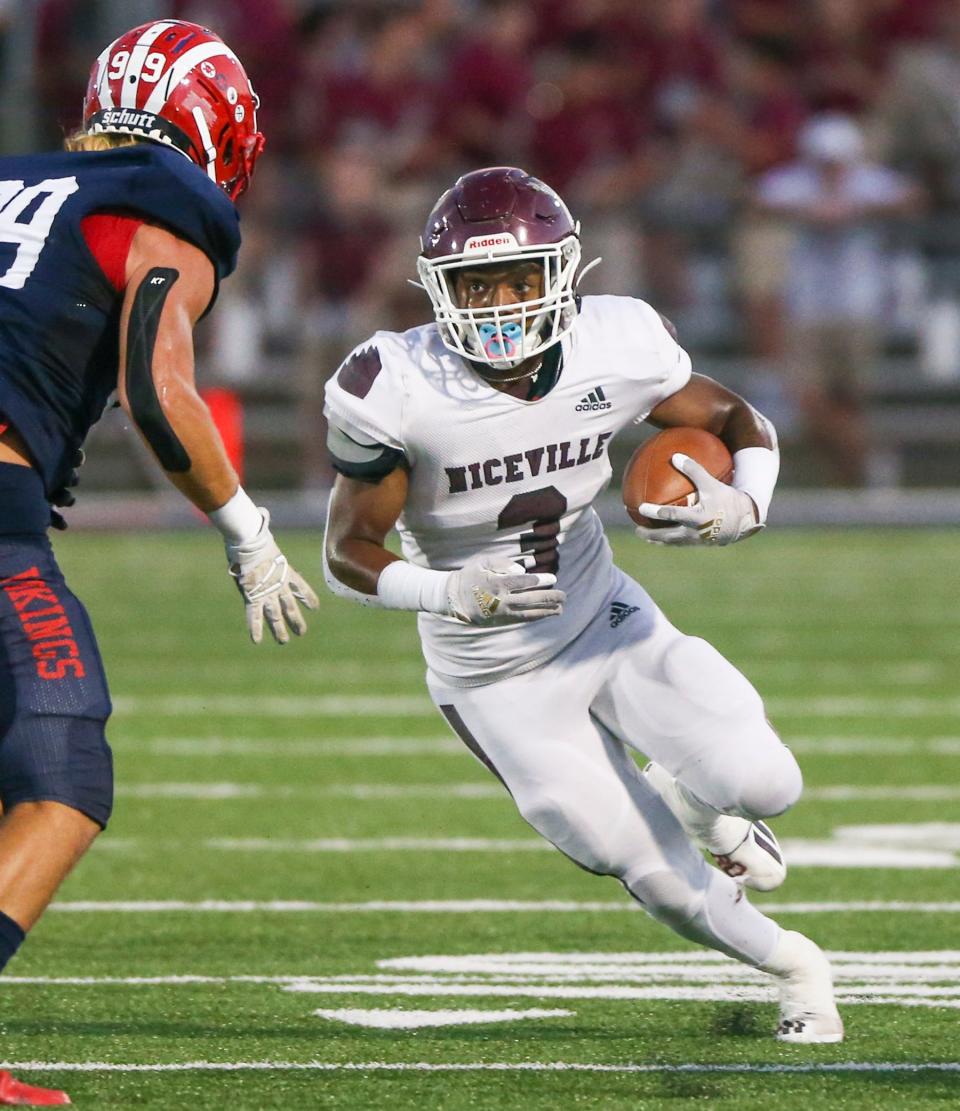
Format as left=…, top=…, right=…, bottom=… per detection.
left=101, top=145, right=241, bottom=280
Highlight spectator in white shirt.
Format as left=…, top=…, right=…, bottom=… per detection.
left=753, top=113, right=921, bottom=485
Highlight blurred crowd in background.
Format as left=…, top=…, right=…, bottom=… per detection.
left=4, top=0, right=960, bottom=490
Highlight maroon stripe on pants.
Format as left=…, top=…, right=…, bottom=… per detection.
left=438, top=704, right=511, bottom=796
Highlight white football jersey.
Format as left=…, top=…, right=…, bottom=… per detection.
left=324, top=294, right=691, bottom=685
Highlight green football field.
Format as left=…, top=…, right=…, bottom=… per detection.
left=4, top=527, right=959, bottom=1108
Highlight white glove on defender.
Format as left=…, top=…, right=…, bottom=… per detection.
left=226, top=510, right=320, bottom=643
left=446, top=554, right=565, bottom=627
left=636, top=453, right=761, bottom=547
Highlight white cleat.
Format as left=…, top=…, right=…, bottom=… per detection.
left=712, top=819, right=786, bottom=893
left=643, top=762, right=787, bottom=892
left=762, top=930, right=844, bottom=1043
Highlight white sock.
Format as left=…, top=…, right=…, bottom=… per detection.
left=624, top=866, right=780, bottom=967
left=657, top=769, right=750, bottom=855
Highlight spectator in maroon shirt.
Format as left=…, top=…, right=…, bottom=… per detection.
left=531, top=0, right=647, bottom=53
left=700, top=39, right=809, bottom=359
left=305, top=12, right=437, bottom=169
left=435, top=0, right=535, bottom=166
left=800, top=0, right=889, bottom=115
left=727, top=0, right=805, bottom=48
left=35, top=0, right=103, bottom=147
left=300, top=145, right=395, bottom=311
left=693, top=38, right=807, bottom=179
left=871, top=0, right=946, bottom=44
left=630, top=0, right=725, bottom=121
left=173, top=0, right=301, bottom=150
left=526, top=37, right=642, bottom=197
left=297, top=142, right=408, bottom=485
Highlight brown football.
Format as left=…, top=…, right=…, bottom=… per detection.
left=622, top=427, right=734, bottom=528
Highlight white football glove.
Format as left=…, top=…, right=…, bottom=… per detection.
left=636, top=453, right=761, bottom=547
left=226, top=510, right=320, bottom=644
left=446, top=554, right=565, bottom=626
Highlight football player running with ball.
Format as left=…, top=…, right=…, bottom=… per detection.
left=324, top=167, right=842, bottom=1044
left=0, top=21, right=317, bottom=1104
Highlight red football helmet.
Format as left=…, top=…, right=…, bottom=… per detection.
left=81, top=20, right=265, bottom=201
left=417, top=167, right=583, bottom=369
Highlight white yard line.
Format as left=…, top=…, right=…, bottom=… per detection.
left=111, top=695, right=435, bottom=717
left=805, top=786, right=960, bottom=801
left=760, top=901, right=960, bottom=914
left=47, top=899, right=638, bottom=913
left=113, top=782, right=503, bottom=800
left=312, top=1007, right=573, bottom=1029
left=777, top=843, right=954, bottom=868
left=7, top=951, right=960, bottom=1011
left=109, top=694, right=960, bottom=719
left=69, top=826, right=960, bottom=867
left=111, top=781, right=960, bottom=802
left=44, top=899, right=960, bottom=914
left=198, top=836, right=955, bottom=868
left=741, top=661, right=946, bottom=684
left=9, top=951, right=960, bottom=986
left=140, top=738, right=461, bottom=757
left=109, top=735, right=960, bottom=758
left=789, top=737, right=960, bottom=755
left=788, top=738, right=919, bottom=755
left=282, top=982, right=960, bottom=1004
left=168, top=736, right=960, bottom=756
left=768, top=697, right=960, bottom=717
left=205, top=837, right=553, bottom=853
left=1, top=1060, right=958, bottom=1074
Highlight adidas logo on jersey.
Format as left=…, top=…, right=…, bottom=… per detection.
left=609, top=601, right=640, bottom=628
left=576, top=385, right=612, bottom=411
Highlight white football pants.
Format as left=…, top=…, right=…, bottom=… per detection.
left=427, top=567, right=802, bottom=967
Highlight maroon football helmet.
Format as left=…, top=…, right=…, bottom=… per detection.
left=417, top=167, right=582, bottom=368
left=82, top=20, right=265, bottom=201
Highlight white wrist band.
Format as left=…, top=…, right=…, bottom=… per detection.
left=208, top=486, right=264, bottom=544
left=377, top=560, right=451, bottom=615
left=733, top=446, right=780, bottom=524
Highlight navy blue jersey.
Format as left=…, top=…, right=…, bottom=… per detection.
left=0, top=144, right=240, bottom=495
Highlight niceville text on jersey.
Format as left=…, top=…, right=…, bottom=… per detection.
left=445, top=431, right=613, bottom=493
left=0, top=144, right=240, bottom=495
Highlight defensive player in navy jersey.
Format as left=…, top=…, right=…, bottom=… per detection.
left=0, top=21, right=318, bottom=1104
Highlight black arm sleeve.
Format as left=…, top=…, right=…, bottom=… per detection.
left=125, top=267, right=191, bottom=473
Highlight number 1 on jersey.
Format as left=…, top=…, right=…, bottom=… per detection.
left=498, top=486, right=568, bottom=574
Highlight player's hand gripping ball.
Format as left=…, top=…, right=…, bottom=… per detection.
left=622, top=428, right=757, bottom=546
left=622, top=428, right=733, bottom=527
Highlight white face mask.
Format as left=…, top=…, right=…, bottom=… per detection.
left=417, top=233, right=583, bottom=370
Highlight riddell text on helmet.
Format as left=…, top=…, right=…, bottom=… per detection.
left=464, top=234, right=518, bottom=251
